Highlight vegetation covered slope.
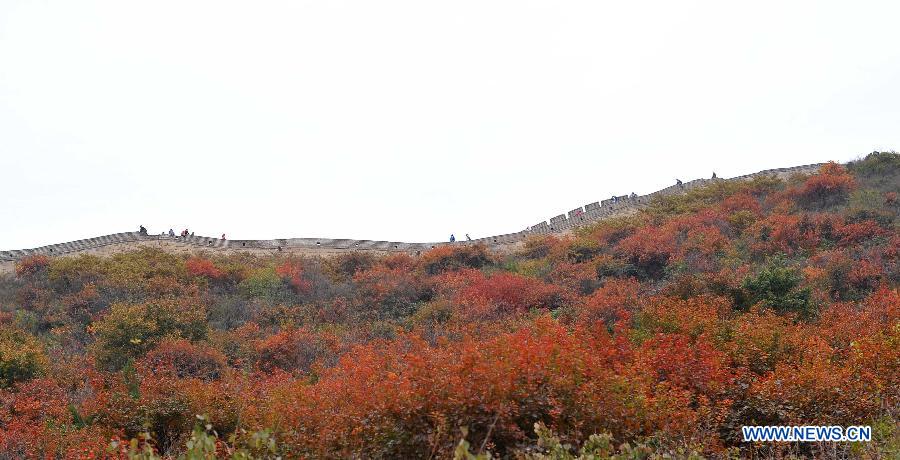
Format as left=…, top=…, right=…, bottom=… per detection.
left=0, top=153, right=897, bottom=459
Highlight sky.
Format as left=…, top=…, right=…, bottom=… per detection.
left=1, top=1, right=899, bottom=249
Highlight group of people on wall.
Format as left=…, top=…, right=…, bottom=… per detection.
left=140, top=172, right=723, bottom=247
left=449, top=233, right=472, bottom=243
left=139, top=226, right=226, bottom=241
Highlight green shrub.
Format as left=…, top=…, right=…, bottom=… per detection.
left=238, top=268, right=292, bottom=303
left=566, top=239, right=601, bottom=263
left=0, top=326, right=48, bottom=388
left=740, top=260, right=813, bottom=319
left=91, top=300, right=208, bottom=371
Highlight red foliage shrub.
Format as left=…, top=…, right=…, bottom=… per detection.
left=142, top=338, right=227, bottom=380
left=617, top=212, right=729, bottom=275
left=419, top=244, right=493, bottom=274
left=185, top=257, right=224, bottom=279
left=749, top=214, right=808, bottom=255
left=15, top=255, right=50, bottom=278
left=616, top=226, right=674, bottom=274
left=574, top=278, right=640, bottom=328
left=454, top=270, right=569, bottom=320
left=268, top=319, right=706, bottom=458
left=817, top=287, right=899, bottom=350
left=634, top=333, right=732, bottom=398
left=256, top=327, right=338, bottom=373
left=795, top=162, right=856, bottom=208
left=275, top=260, right=311, bottom=294
left=353, top=262, right=431, bottom=319
left=835, top=219, right=886, bottom=247
left=747, top=356, right=877, bottom=426
left=720, top=192, right=762, bottom=215
left=547, top=261, right=599, bottom=294
left=637, top=295, right=728, bottom=340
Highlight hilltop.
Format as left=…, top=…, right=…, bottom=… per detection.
left=0, top=162, right=823, bottom=275
left=0, top=152, right=897, bottom=459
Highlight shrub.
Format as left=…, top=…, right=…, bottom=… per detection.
left=353, top=264, right=432, bottom=320
left=185, top=257, right=224, bottom=280
left=324, top=252, right=375, bottom=282
left=0, top=326, right=48, bottom=388
left=238, top=268, right=292, bottom=304
left=256, top=327, right=336, bottom=373
left=565, top=239, right=601, bottom=264
left=847, top=151, right=900, bottom=193
left=795, top=163, right=856, bottom=209
left=15, top=255, right=50, bottom=278
left=455, top=271, right=569, bottom=320
left=740, top=260, right=813, bottom=319
left=516, top=235, right=559, bottom=260
left=47, top=255, right=108, bottom=294
left=594, top=255, right=640, bottom=281
left=421, top=244, right=493, bottom=275
left=142, top=339, right=227, bottom=380
left=91, top=300, right=208, bottom=371
left=274, top=260, right=312, bottom=294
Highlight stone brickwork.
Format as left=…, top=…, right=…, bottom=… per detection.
left=0, top=163, right=825, bottom=263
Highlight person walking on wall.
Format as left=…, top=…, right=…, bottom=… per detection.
left=168, top=228, right=175, bottom=237
left=676, top=179, right=683, bottom=186
left=712, top=172, right=717, bottom=179
left=139, top=225, right=147, bottom=235
left=449, top=234, right=455, bottom=243
left=465, top=233, right=471, bottom=241
left=221, top=234, right=226, bottom=240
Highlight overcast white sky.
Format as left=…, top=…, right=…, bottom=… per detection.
left=1, top=1, right=898, bottom=249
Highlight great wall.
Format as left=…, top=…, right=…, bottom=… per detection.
left=0, top=163, right=825, bottom=274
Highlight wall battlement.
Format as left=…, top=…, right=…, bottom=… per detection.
left=0, top=163, right=825, bottom=263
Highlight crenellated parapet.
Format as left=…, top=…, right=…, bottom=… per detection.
left=0, top=233, right=446, bottom=262
left=0, top=162, right=826, bottom=263
left=520, top=162, right=824, bottom=235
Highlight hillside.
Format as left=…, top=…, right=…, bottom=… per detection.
left=0, top=152, right=897, bottom=459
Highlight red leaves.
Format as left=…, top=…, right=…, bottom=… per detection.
left=635, top=334, right=732, bottom=397
left=453, top=270, right=568, bottom=320
left=255, top=327, right=338, bottom=373
left=419, top=244, right=493, bottom=274
left=795, top=162, right=856, bottom=208
left=575, top=278, right=640, bottom=328
left=185, top=257, right=223, bottom=279
left=14, top=255, right=49, bottom=277
left=142, top=339, right=227, bottom=380
left=836, top=219, right=886, bottom=246
left=616, top=225, right=674, bottom=270
left=275, top=260, right=311, bottom=294
left=616, top=212, right=728, bottom=275
left=284, top=319, right=697, bottom=457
